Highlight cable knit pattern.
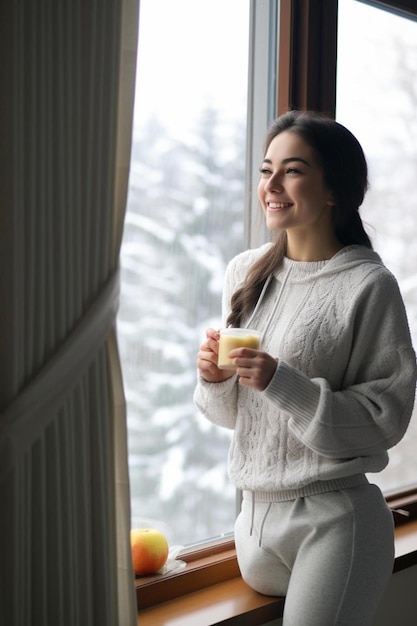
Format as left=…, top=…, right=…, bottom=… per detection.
left=194, top=244, right=417, bottom=497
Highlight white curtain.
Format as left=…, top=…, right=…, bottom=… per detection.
left=0, top=1, right=139, bottom=624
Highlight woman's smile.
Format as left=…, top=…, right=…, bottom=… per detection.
left=267, top=201, right=293, bottom=211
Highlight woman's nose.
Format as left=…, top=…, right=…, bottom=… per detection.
left=265, top=173, right=283, bottom=192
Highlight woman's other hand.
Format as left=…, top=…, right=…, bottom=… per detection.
left=197, top=328, right=236, bottom=383
left=229, top=347, right=278, bottom=391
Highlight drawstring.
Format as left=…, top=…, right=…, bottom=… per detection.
left=260, top=268, right=292, bottom=340
left=245, top=274, right=273, bottom=328
left=250, top=496, right=255, bottom=537
left=249, top=495, right=272, bottom=548
left=245, top=268, right=292, bottom=342
left=258, top=503, right=272, bottom=547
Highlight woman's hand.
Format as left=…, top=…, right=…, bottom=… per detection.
left=197, top=328, right=236, bottom=383
left=228, top=347, right=278, bottom=391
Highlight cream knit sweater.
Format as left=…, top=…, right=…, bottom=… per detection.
left=194, top=244, right=417, bottom=499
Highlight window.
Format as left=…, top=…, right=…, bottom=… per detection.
left=121, top=0, right=417, bottom=557
left=135, top=1, right=417, bottom=616
left=118, top=0, right=254, bottom=548
left=336, top=0, right=417, bottom=493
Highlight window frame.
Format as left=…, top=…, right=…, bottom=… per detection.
left=136, top=0, right=417, bottom=613
left=361, top=0, right=417, bottom=20
left=245, top=0, right=278, bottom=249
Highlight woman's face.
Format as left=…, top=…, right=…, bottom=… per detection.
left=257, top=130, right=334, bottom=235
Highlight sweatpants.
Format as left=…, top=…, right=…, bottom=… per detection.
left=234, top=482, right=394, bottom=626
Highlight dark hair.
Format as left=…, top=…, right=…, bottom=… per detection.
left=227, top=110, right=372, bottom=327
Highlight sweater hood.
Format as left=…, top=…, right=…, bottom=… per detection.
left=322, top=245, right=384, bottom=274
left=269, top=245, right=386, bottom=282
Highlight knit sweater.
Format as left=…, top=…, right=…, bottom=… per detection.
left=194, top=244, right=417, bottom=500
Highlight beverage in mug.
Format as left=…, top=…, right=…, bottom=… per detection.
left=217, top=328, right=262, bottom=370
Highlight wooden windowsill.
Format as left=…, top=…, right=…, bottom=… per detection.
left=392, top=518, right=417, bottom=571
left=137, top=519, right=417, bottom=626
left=138, top=576, right=284, bottom=626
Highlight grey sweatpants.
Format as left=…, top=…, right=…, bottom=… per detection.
left=234, top=483, right=394, bottom=626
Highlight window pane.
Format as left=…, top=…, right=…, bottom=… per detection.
left=337, top=0, right=417, bottom=492
left=118, top=0, right=250, bottom=546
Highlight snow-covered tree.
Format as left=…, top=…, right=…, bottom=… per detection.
left=118, top=107, right=245, bottom=544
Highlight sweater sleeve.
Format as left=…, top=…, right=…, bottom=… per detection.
left=193, top=374, right=239, bottom=429
left=263, top=271, right=417, bottom=458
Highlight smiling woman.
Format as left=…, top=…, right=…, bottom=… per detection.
left=194, top=109, right=416, bottom=625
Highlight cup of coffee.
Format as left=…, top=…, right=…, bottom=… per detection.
left=217, top=328, right=262, bottom=370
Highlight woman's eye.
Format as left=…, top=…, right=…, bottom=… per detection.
left=285, top=167, right=300, bottom=174
left=259, top=167, right=272, bottom=175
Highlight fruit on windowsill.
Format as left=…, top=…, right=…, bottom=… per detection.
left=131, top=527, right=169, bottom=575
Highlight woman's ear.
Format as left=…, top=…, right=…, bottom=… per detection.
left=326, top=191, right=336, bottom=207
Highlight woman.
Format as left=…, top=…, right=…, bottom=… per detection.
left=194, top=110, right=417, bottom=625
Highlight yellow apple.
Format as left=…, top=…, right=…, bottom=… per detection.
left=131, top=528, right=169, bottom=575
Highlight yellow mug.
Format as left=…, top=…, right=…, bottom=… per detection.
left=217, top=328, right=262, bottom=370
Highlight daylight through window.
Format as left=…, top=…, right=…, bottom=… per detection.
left=118, top=0, right=250, bottom=547
left=336, top=0, right=417, bottom=493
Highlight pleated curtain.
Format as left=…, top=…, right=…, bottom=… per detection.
left=0, top=1, right=139, bottom=624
